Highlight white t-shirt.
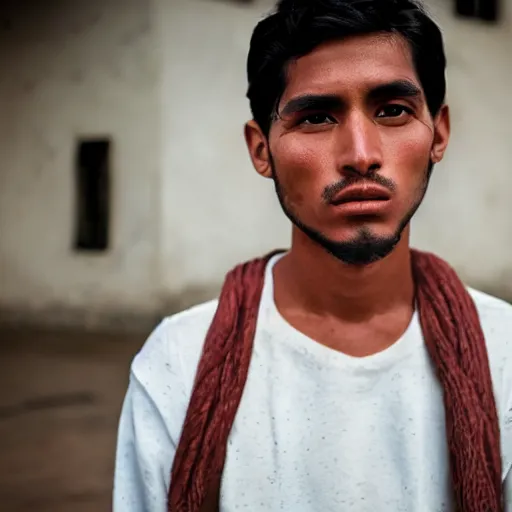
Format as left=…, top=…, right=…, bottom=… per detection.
left=114, top=254, right=512, bottom=511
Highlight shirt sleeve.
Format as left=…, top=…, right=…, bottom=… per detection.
left=113, top=319, right=189, bottom=512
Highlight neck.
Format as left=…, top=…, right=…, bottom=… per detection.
left=274, top=226, right=415, bottom=322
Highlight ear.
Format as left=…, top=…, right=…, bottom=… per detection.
left=244, top=120, right=273, bottom=178
left=430, top=104, right=450, bottom=164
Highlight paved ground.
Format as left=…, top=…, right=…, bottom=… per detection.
left=0, top=326, right=146, bottom=512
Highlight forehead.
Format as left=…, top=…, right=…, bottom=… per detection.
left=281, top=33, right=421, bottom=102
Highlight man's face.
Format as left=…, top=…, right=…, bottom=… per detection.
left=246, top=33, right=450, bottom=265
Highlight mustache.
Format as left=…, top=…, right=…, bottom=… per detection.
left=322, top=174, right=397, bottom=204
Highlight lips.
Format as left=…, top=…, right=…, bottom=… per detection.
left=330, top=184, right=391, bottom=205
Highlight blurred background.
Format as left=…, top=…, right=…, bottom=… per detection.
left=0, top=0, right=510, bottom=510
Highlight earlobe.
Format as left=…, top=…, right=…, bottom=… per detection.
left=244, top=121, right=273, bottom=178
left=431, top=104, right=450, bottom=163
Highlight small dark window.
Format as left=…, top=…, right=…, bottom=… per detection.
left=74, top=138, right=110, bottom=252
left=478, top=0, right=498, bottom=22
left=455, top=0, right=477, bottom=17
left=455, top=0, right=499, bottom=21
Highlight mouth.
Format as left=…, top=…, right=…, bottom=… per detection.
left=328, top=184, right=392, bottom=217
left=330, top=184, right=391, bottom=206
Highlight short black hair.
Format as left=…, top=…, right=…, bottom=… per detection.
left=246, top=0, right=446, bottom=136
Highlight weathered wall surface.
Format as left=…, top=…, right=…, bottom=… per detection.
left=1, top=0, right=511, bottom=329
left=0, top=0, right=162, bottom=327
left=412, top=0, right=512, bottom=297
left=156, top=0, right=289, bottom=313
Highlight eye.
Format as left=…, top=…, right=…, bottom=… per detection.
left=300, top=113, right=336, bottom=126
left=376, top=104, right=413, bottom=118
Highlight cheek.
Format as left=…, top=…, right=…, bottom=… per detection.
left=272, top=138, right=330, bottom=206
left=385, top=128, right=433, bottom=187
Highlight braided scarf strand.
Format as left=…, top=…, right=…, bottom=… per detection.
left=168, top=254, right=272, bottom=511
left=168, top=249, right=503, bottom=512
left=413, top=251, right=502, bottom=510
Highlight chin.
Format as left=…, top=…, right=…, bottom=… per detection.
left=302, top=222, right=406, bottom=266
left=329, top=230, right=403, bottom=265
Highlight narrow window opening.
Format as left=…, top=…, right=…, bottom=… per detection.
left=455, top=0, right=499, bottom=22
left=478, top=0, right=499, bottom=22
left=455, top=0, right=477, bottom=18
left=74, top=138, right=110, bottom=252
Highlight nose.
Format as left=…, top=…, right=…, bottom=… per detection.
left=336, top=111, right=383, bottom=177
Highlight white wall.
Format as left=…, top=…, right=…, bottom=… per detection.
left=0, top=0, right=162, bottom=327
left=412, top=0, right=512, bottom=296
left=1, top=0, right=511, bottom=328
left=156, top=0, right=289, bottom=311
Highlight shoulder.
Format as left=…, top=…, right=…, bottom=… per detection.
left=468, top=287, right=512, bottom=354
left=467, top=287, right=512, bottom=369
left=467, top=288, right=512, bottom=420
left=131, top=299, right=219, bottom=401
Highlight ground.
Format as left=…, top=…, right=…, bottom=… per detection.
left=0, top=326, right=146, bottom=512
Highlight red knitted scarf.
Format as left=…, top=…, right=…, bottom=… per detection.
left=168, top=249, right=503, bottom=512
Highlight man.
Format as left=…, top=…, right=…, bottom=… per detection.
left=114, top=0, right=512, bottom=510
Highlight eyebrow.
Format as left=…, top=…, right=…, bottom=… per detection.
left=280, top=94, right=342, bottom=117
left=367, top=79, right=422, bottom=102
left=279, top=79, right=422, bottom=117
